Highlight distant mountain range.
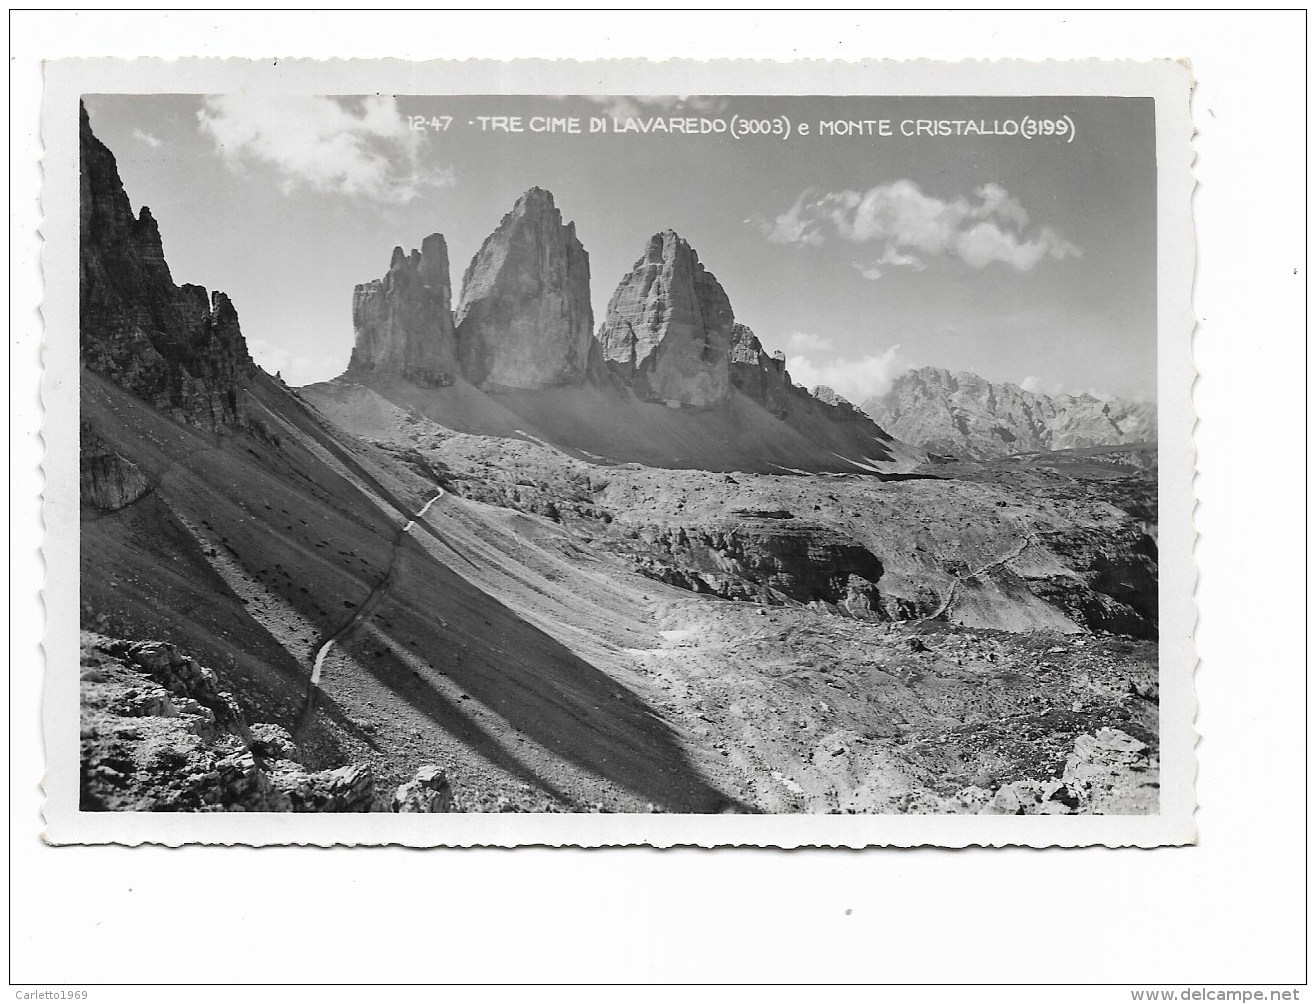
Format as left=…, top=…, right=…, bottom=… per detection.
left=862, top=366, right=1156, bottom=461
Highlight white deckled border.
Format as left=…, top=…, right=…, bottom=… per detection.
left=41, top=57, right=1196, bottom=847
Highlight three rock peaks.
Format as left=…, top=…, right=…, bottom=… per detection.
left=347, top=188, right=817, bottom=412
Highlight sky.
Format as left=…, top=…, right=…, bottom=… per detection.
left=83, top=93, right=1157, bottom=402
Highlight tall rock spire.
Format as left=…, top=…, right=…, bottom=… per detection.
left=595, top=230, right=734, bottom=408
left=454, top=187, right=593, bottom=390
left=349, top=233, right=457, bottom=386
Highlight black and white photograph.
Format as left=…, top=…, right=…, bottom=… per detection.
left=14, top=10, right=1309, bottom=994
left=41, top=58, right=1196, bottom=847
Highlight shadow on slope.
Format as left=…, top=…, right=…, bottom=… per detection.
left=81, top=367, right=738, bottom=810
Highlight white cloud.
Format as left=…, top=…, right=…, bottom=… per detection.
left=785, top=344, right=906, bottom=404
left=853, top=245, right=929, bottom=280
left=197, top=95, right=453, bottom=203
left=762, top=180, right=1080, bottom=273
left=1019, top=375, right=1043, bottom=392
left=783, top=331, right=833, bottom=353
left=247, top=338, right=345, bottom=387
left=131, top=128, right=163, bottom=149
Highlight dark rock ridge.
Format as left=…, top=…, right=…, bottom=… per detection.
left=80, top=102, right=255, bottom=428
left=728, top=323, right=792, bottom=418
left=863, top=366, right=1157, bottom=460
left=729, top=323, right=897, bottom=433
left=454, top=187, right=594, bottom=389
left=350, top=235, right=457, bottom=387
left=597, top=230, right=735, bottom=407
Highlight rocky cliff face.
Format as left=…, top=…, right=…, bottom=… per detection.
left=80, top=102, right=255, bottom=428
left=627, top=516, right=887, bottom=618
left=728, top=323, right=792, bottom=418
left=863, top=366, right=1157, bottom=460
left=350, top=235, right=457, bottom=386
left=454, top=188, right=593, bottom=389
left=596, top=230, right=734, bottom=407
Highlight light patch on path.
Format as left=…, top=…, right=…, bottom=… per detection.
left=402, top=488, right=443, bottom=531
left=771, top=770, right=804, bottom=794
left=659, top=628, right=700, bottom=647
left=920, top=528, right=1039, bottom=623
left=311, top=638, right=334, bottom=684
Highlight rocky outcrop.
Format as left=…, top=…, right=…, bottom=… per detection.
left=80, top=422, right=150, bottom=511
left=392, top=765, right=454, bottom=812
left=268, top=761, right=376, bottom=812
left=863, top=366, right=1157, bottom=460
left=80, top=103, right=256, bottom=428
left=1059, top=727, right=1158, bottom=813
left=455, top=188, right=593, bottom=389
left=1027, top=525, right=1159, bottom=640
left=349, top=235, right=457, bottom=386
left=729, top=323, right=792, bottom=418
left=937, top=728, right=1158, bottom=815
left=79, top=633, right=377, bottom=812
left=625, top=518, right=889, bottom=617
left=596, top=230, right=734, bottom=407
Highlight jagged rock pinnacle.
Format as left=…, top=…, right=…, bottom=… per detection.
left=454, top=188, right=593, bottom=390
left=595, top=230, right=734, bottom=407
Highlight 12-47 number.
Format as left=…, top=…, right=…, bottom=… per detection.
left=408, top=115, right=453, bottom=131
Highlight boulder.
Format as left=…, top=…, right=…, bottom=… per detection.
left=455, top=188, right=593, bottom=389
left=596, top=230, right=734, bottom=407
left=268, top=762, right=376, bottom=813
left=79, top=422, right=150, bottom=511
left=392, top=765, right=454, bottom=812
left=248, top=722, right=301, bottom=763
left=1057, top=727, right=1158, bottom=814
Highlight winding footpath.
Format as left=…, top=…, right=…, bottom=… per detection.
left=921, top=529, right=1039, bottom=624
left=296, top=490, right=445, bottom=734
